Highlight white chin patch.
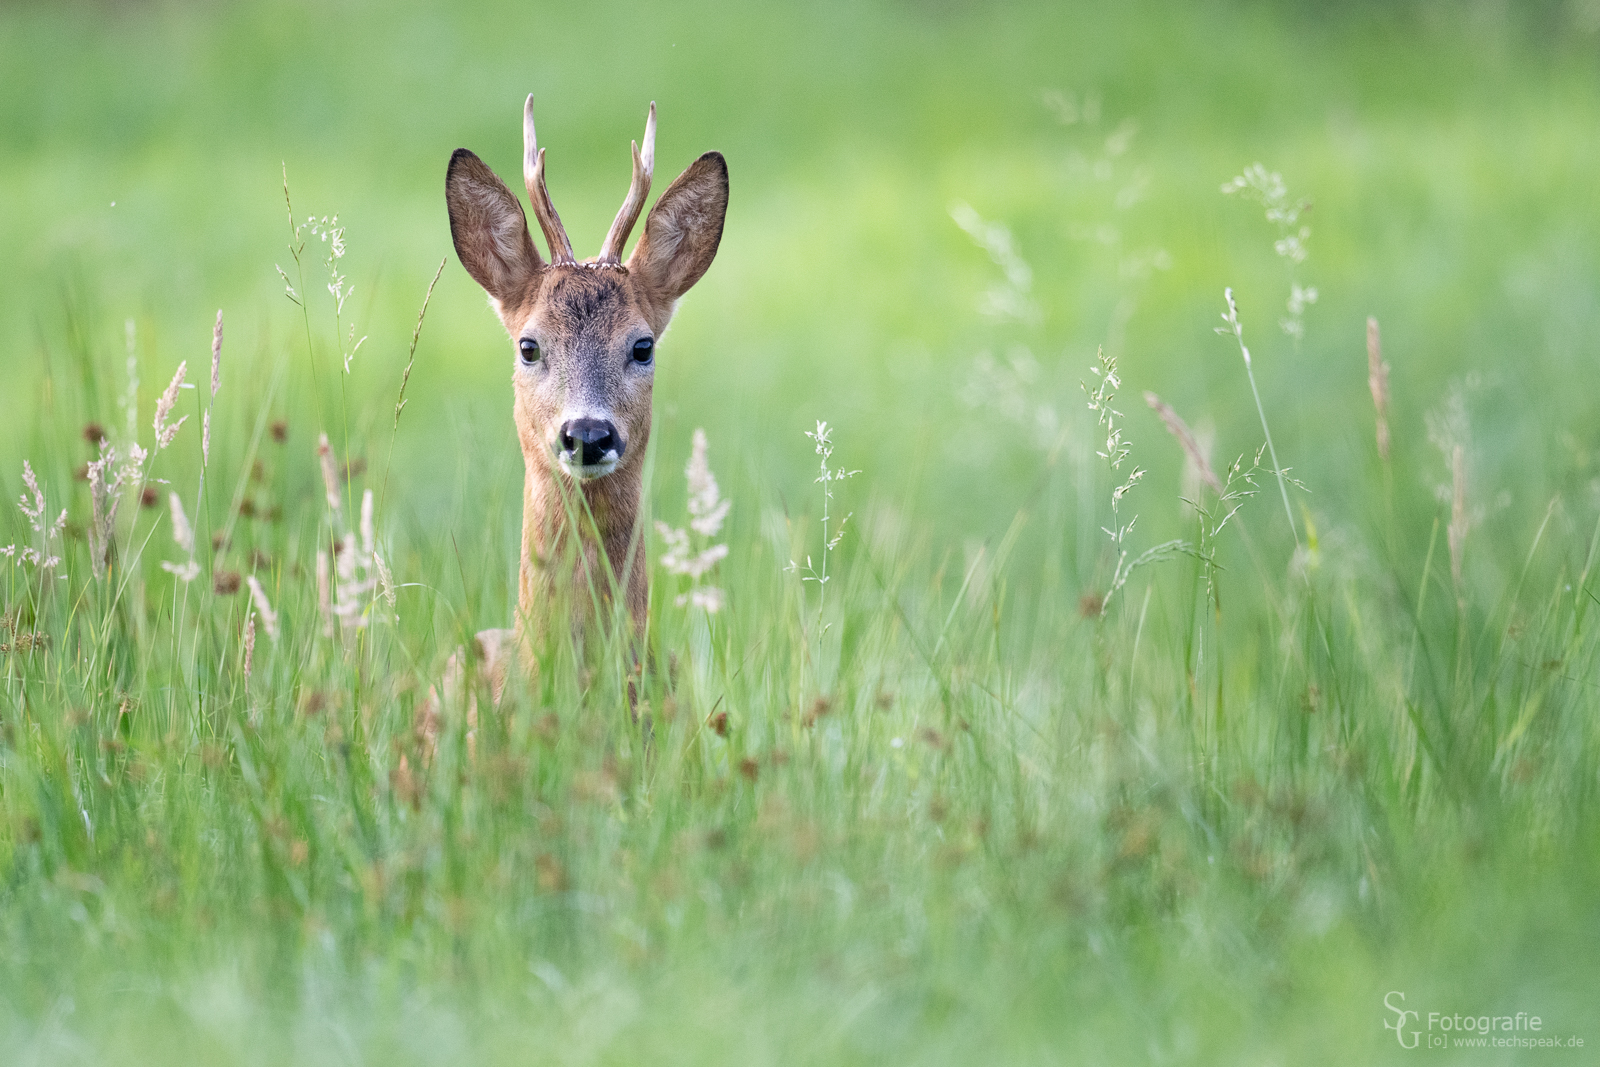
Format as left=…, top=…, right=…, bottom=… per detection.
left=557, top=453, right=620, bottom=480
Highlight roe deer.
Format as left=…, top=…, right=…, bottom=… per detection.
left=425, top=96, right=728, bottom=732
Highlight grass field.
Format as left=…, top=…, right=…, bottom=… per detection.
left=3, top=0, right=1600, bottom=1062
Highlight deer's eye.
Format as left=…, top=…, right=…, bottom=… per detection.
left=632, top=337, right=654, bottom=364
left=519, top=338, right=540, bottom=363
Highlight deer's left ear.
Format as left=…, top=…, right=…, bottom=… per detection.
left=627, top=151, right=728, bottom=304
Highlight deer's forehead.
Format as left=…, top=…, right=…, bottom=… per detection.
left=516, top=270, right=643, bottom=341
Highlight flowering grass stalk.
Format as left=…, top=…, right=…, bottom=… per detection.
left=314, top=433, right=385, bottom=638
left=1217, top=288, right=1299, bottom=548
left=1222, top=163, right=1317, bottom=341
left=657, top=428, right=731, bottom=613
left=786, top=420, right=858, bottom=636
left=1084, top=349, right=1184, bottom=609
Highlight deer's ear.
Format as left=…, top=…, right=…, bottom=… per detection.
left=446, top=149, right=544, bottom=309
left=628, top=151, right=728, bottom=304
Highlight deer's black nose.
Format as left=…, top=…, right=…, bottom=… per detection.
left=559, top=418, right=623, bottom=467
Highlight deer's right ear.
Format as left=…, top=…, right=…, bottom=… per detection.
left=446, top=149, right=544, bottom=309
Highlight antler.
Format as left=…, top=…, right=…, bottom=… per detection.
left=523, top=95, right=576, bottom=266
left=597, top=102, right=656, bottom=266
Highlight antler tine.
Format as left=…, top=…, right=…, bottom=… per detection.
left=597, top=101, right=656, bottom=266
left=523, top=94, right=575, bottom=265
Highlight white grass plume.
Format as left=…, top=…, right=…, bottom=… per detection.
left=153, top=362, right=188, bottom=450
left=246, top=575, right=279, bottom=642
left=659, top=428, right=732, bottom=612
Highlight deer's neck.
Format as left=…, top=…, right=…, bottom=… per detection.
left=516, top=454, right=648, bottom=649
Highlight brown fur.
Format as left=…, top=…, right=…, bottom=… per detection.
left=430, top=111, right=728, bottom=726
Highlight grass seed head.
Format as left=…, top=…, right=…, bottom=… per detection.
left=1449, top=443, right=1467, bottom=590
left=242, top=612, right=256, bottom=679
left=210, top=309, right=223, bottom=398
left=1145, top=391, right=1222, bottom=494
left=246, top=575, right=279, bottom=641
left=153, top=361, right=188, bottom=449
left=1367, top=316, right=1390, bottom=462
left=167, top=492, right=194, bottom=555
left=317, top=434, right=341, bottom=513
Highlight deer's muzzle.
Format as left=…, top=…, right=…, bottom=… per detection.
left=557, top=417, right=624, bottom=477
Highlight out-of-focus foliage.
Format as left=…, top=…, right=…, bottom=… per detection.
left=2, top=1, right=1599, bottom=1062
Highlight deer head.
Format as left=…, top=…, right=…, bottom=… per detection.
left=447, top=97, right=727, bottom=485
left=444, top=97, right=727, bottom=648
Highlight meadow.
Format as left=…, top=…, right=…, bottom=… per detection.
left=2, top=0, right=1599, bottom=1061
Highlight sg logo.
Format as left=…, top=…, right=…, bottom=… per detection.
left=1385, top=991, right=1421, bottom=1049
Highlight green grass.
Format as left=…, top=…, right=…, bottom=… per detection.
left=3, top=0, right=1600, bottom=1061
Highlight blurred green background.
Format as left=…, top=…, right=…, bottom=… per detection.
left=6, top=0, right=1600, bottom=561
left=5, top=0, right=1600, bottom=1061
